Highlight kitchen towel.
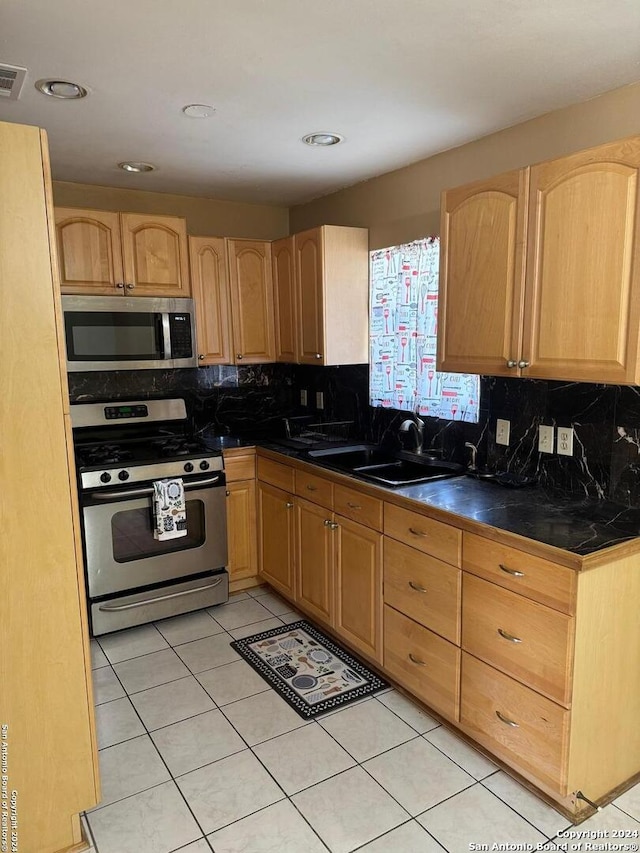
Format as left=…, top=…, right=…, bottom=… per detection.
left=153, top=478, right=187, bottom=540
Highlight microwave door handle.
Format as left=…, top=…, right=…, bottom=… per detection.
left=86, top=474, right=221, bottom=501
left=161, top=313, right=172, bottom=359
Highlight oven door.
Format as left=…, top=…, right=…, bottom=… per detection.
left=82, top=476, right=227, bottom=599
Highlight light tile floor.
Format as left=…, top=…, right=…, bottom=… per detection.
left=84, top=587, right=640, bottom=853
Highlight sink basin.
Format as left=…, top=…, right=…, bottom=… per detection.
left=307, top=444, right=464, bottom=486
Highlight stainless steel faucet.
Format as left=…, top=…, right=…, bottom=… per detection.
left=399, top=408, right=425, bottom=454
left=465, top=442, right=478, bottom=471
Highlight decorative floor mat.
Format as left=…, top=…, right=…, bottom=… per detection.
left=230, top=621, right=388, bottom=719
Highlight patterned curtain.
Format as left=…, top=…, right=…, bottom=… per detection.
left=369, top=237, right=480, bottom=422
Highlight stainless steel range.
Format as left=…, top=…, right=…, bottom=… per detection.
left=72, top=398, right=228, bottom=635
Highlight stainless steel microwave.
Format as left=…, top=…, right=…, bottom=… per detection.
left=62, top=296, right=197, bottom=372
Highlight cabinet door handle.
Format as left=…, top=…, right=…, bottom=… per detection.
left=408, top=527, right=427, bottom=537
left=306, top=484, right=317, bottom=491
left=499, top=564, right=525, bottom=578
left=198, top=354, right=205, bottom=360
left=506, top=359, right=517, bottom=368
left=330, top=521, right=339, bottom=530
left=496, top=710, right=520, bottom=728
left=225, top=489, right=230, bottom=496
left=347, top=502, right=362, bottom=510
left=518, top=360, right=530, bottom=369
left=323, top=518, right=332, bottom=527
left=315, top=353, right=322, bottom=359
left=408, top=581, right=428, bottom=593
left=237, top=354, right=243, bottom=360
left=286, top=501, right=294, bottom=509
left=126, top=283, right=135, bottom=289
left=116, top=282, right=125, bottom=289
left=408, top=653, right=427, bottom=667
left=498, top=627, right=522, bottom=644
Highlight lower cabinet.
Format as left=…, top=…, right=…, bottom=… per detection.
left=295, top=497, right=335, bottom=625
left=224, top=450, right=258, bottom=590
left=258, top=481, right=296, bottom=598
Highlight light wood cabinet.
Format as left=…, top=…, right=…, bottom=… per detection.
left=258, top=481, right=296, bottom=599
left=289, top=225, right=369, bottom=365
left=438, top=134, right=640, bottom=384
left=55, top=207, right=190, bottom=297
left=227, top=238, right=275, bottom=363
left=189, top=236, right=232, bottom=364
left=224, top=450, right=258, bottom=591
left=272, top=236, right=297, bottom=362
left=295, top=496, right=335, bottom=624
left=2, top=122, right=98, bottom=852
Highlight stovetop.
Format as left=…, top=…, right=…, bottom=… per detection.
left=74, top=435, right=217, bottom=470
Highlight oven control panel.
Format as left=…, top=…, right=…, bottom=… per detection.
left=105, top=404, right=149, bottom=420
left=80, top=455, right=224, bottom=490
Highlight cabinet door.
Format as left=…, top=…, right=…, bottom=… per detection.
left=55, top=207, right=124, bottom=295
left=120, top=213, right=190, bottom=296
left=189, top=236, right=232, bottom=364
left=438, top=170, right=528, bottom=375
left=523, top=137, right=640, bottom=383
left=295, top=497, right=333, bottom=624
left=272, top=236, right=297, bottom=362
left=334, top=515, right=382, bottom=662
left=258, top=482, right=295, bottom=599
left=226, top=479, right=258, bottom=584
left=227, top=239, right=275, bottom=363
left=295, top=227, right=325, bottom=364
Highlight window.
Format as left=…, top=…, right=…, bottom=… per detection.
left=369, top=237, right=480, bottom=422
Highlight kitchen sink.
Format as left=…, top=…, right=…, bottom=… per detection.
left=307, top=444, right=465, bottom=486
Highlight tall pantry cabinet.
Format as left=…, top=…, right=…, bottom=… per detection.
left=0, top=121, right=99, bottom=852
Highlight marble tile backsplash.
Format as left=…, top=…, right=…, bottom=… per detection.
left=67, top=366, right=640, bottom=505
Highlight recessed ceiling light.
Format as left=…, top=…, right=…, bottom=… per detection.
left=118, top=161, right=156, bottom=173
left=302, top=132, right=344, bottom=147
left=182, top=104, right=216, bottom=118
left=35, top=79, right=87, bottom=99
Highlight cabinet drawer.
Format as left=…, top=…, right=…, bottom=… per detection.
left=223, top=452, right=256, bottom=482
left=461, top=653, right=569, bottom=794
left=463, top=532, right=576, bottom=614
left=384, top=503, right=461, bottom=567
left=257, top=456, right=295, bottom=492
left=296, top=470, right=334, bottom=509
left=462, top=574, right=574, bottom=706
left=384, top=538, right=460, bottom=644
left=383, top=605, right=460, bottom=720
left=334, top=484, right=383, bottom=531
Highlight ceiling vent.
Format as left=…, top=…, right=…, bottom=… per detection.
left=0, top=64, right=27, bottom=100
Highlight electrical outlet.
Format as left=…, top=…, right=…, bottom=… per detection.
left=300, top=389, right=307, bottom=406
left=496, top=418, right=510, bottom=446
left=316, top=391, right=324, bottom=410
left=557, top=426, right=574, bottom=456
left=538, top=424, right=554, bottom=454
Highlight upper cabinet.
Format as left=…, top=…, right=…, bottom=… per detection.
left=271, top=225, right=369, bottom=365
left=227, top=238, right=276, bottom=363
left=438, top=135, right=640, bottom=384
left=189, top=236, right=232, bottom=365
left=55, top=208, right=190, bottom=297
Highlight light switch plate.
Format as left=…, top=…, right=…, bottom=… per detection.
left=300, top=389, right=307, bottom=406
left=557, top=426, right=574, bottom=456
left=496, top=418, right=510, bottom=446
left=316, top=391, right=324, bottom=410
left=538, top=425, right=554, bottom=453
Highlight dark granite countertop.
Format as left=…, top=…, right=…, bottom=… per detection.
left=202, top=432, right=640, bottom=559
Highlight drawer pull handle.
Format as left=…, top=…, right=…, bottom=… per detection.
left=498, top=628, right=522, bottom=644
left=347, top=502, right=362, bottom=509
left=409, top=581, right=428, bottom=593
left=496, top=710, right=520, bottom=728
left=499, top=563, right=525, bottom=577
left=306, top=484, right=318, bottom=491
left=408, top=653, right=427, bottom=667
left=408, top=527, right=428, bottom=537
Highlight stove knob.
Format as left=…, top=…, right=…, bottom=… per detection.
left=199, top=460, right=210, bottom=471
left=100, top=472, right=112, bottom=484
left=118, top=470, right=130, bottom=481
left=184, top=462, right=194, bottom=473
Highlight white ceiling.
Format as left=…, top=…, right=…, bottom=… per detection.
left=2, top=0, right=640, bottom=206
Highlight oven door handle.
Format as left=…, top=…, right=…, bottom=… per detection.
left=97, top=577, right=225, bottom=612
left=87, top=474, right=221, bottom=501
